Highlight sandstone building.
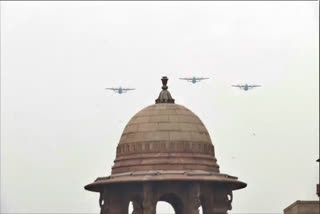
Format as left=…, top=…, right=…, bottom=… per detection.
left=85, top=77, right=246, bottom=214
left=283, top=201, right=319, bottom=214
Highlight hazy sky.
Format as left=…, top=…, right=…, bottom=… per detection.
left=1, top=1, right=319, bottom=214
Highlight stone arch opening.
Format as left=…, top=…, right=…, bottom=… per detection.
left=127, top=195, right=143, bottom=214
left=127, top=200, right=143, bottom=214
left=157, top=193, right=183, bottom=214
left=227, top=192, right=233, bottom=203
left=128, top=201, right=133, bottom=213
left=199, top=205, right=203, bottom=214
left=156, top=201, right=175, bottom=214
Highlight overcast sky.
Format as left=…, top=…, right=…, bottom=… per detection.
left=1, top=1, right=319, bottom=214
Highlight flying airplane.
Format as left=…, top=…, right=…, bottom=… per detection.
left=179, top=77, right=209, bottom=84
left=105, top=87, right=135, bottom=94
left=231, top=84, right=261, bottom=91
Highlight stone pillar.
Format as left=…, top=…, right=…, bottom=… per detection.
left=100, top=190, right=109, bottom=214
left=184, top=183, right=201, bottom=214
left=108, top=195, right=127, bottom=214
left=100, top=188, right=127, bottom=214
left=199, top=183, right=215, bottom=214
left=132, top=201, right=143, bottom=214
left=201, top=193, right=215, bottom=214
left=142, top=183, right=156, bottom=214
left=172, top=203, right=183, bottom=214
left=211, top=188, right=232, bottom=214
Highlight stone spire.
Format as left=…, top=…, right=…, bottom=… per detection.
left=155, top=76, right=175, bottom=104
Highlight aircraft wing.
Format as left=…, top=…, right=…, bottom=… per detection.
left=248, top=85, right=261, bottom=88
left=179, top=78, right=193, bottom=80
left=231, top=85, right=243, bottom=88
left=105, top=88, right=118, bottom=91
left=197, top=77, right=209, bottom=80
left=122, top=88, right=135, bottom=91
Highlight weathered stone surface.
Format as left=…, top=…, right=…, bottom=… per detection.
left=137, top=123, right=158, bottom=132
left=148, top=115, right=170, bottom=123
left=112, top=103, right=221, bottom=174
left=132, top=116, right=150, bottom=124
left=123, top=124, right=139, bottom=134
left=158, top=122, right=180, bottom=131
left=179, top=123, right=199, bottom=131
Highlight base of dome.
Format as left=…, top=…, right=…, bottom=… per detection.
left=84, top=170, right=246, bottom=192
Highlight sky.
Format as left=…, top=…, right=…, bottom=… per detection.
left=0, top=1, right=319, bottom=214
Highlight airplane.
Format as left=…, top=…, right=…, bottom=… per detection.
left=231, top=84, right=261, bottom=91
left=105, top=87, right=135, bottom=94
left=179, top=77, right=209, bottom=84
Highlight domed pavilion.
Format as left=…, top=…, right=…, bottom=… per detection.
left=85, top=77, right=246, bottom=214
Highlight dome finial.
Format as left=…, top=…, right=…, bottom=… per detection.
left=155, top=76, right=175, bottom=104
left=161, top=76, right=169, bottom=90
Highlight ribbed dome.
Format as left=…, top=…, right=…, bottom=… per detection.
left=112, top=103, right=220, bottom=174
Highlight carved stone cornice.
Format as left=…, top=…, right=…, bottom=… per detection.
left=116, top=141, right=215, bottom=156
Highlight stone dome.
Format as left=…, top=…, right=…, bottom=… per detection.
left=112, top=103, right=219, bottom=174
left=85, top=77, right=246, bottom=192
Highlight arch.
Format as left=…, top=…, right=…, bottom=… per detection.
left=128, top=201, right=133, bottom=213
left=199, top=205, right=203, bottom=214
left=156, top=201, right=175, bottom=214
left=127, top=200, right=143, bottom=214
left=127, top=194, right=143, bottom=214
left=157, top=193, right=183, bottom=214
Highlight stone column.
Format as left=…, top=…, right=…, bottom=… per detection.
left=132, top=201, right=143, bottom=214
left=142, top=183, right=156, bottom=214
left=184, top=182, right=201, bottom=214
left=107, top=196, right=127, bottom=214
left=100, top=188, right=127, bottom=214
left=100, top=190, right=109, bottom=214
left=201, top=193, right=215, bottom=214
left=211, top=188, right=232, bottom=214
